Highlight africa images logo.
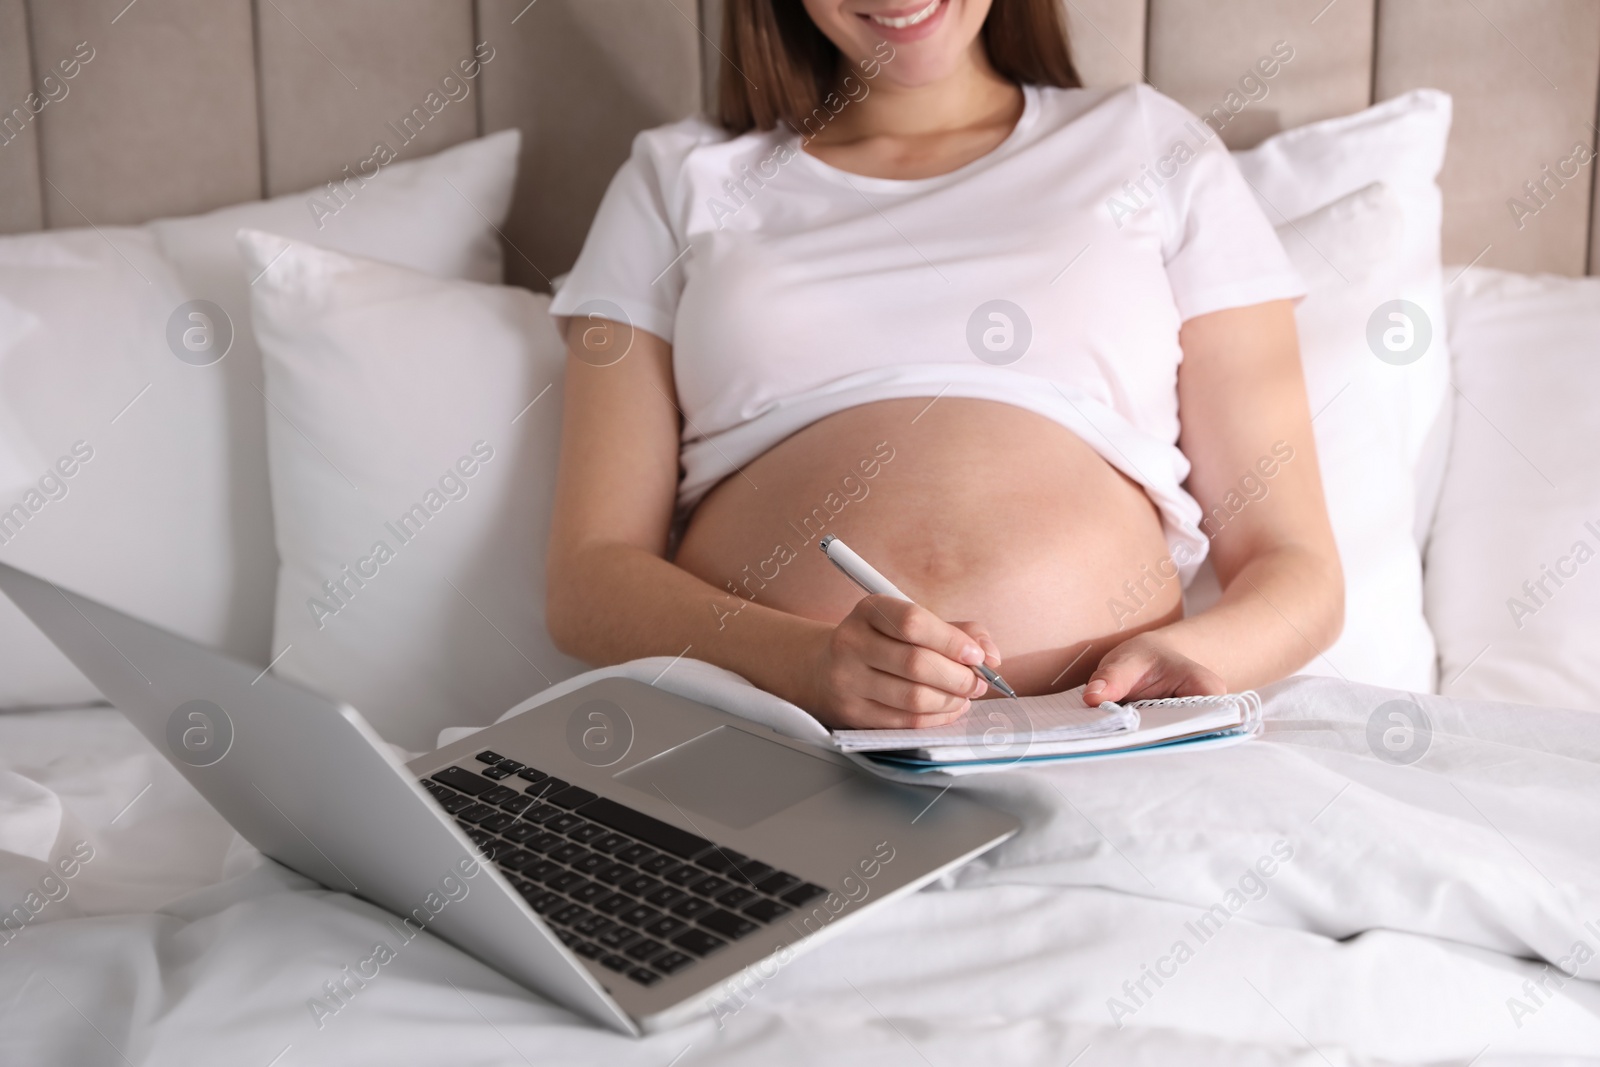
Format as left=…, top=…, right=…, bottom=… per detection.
left=166, top=699, right=234, bottom=767
left=565, top=698, right=634, bottom=768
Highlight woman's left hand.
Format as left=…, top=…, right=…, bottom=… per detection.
left=1082, top=631, right=1227, bottom=706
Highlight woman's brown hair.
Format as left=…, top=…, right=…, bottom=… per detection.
left=716, top=0, right=1080, bottom=134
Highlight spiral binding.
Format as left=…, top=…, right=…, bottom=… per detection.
left=1128, top=690, right=1263, bottom=737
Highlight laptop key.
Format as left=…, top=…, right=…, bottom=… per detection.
left=524, top=860, right=563, bottom=883
left=699, top=909, right=758, bottom=940
left=627, top=967, right=662, bottom=986
left=555, top=929, right=579, bottom=947
left=717, top=887, right=759, bottom=910
left=480, top=814, right=516, bottom=834
left=548, top=843, right=587, bottom=864
left=548, top=786, right=599, bottom=810
left=697, top=908, right=758, bottom=940
left=524, top=804, right=563, bottom=824
left=595, top=863, right=634, bottom=886
left=651, top=951, right=694, bottom=975
left=669, top=898, right=715, bottom=921
left=526, top=890, right=562, bottom=914
left=549, top=902, right=590, bottom=927
left=641, top=915, right=689, bottom=940
left=482, top=765, right=515, bottom=780
left=755, top=872, right=801, bottom=897
left=573, top=941, right=603, bottom=960
left=731, top=860, right=775, bottom=884
left=572, top=912, right=614, bottom=937
left=567, top=822, right=606, bottom=844
left=457, top=804, right=498, bottom=824
left=501, top=823, right=541, bottom=844
left=595, top=894, right=634, bottom=916
left=577, top=798, right=713, bottom=860
left=497, top=849, right=536, bottom=871
left=479, top=785, right=519, bottom=806
left=495, top=759, right=526, bottom=775
left=545, top=814, right=583, bottom=834
left=597, top=926, right=640, bottom=950
left=696, top=850, right=745, bottom=874
left=688, top=875, right=731, bottom=898
left=643, top=886, right=687, bottom=909
left=434, top=766, right=496, bottom=796
left=499, top=796, right=533, bottom=815
left=437, top=794, right=473, bottom=814
left=526, top=831, right=564, bottom=853
left=670, top=928, right=727, bottom=957
left=527, top=777, right=570, bottom=799
left=516, top=767, right=549, bottom=784
left=591, top=833, right=630, bottom=854
left=625, top=937, right=666, bottom=961
left=639, top=853, right=677, bottom=875
left=599, top=954, right=631, bottom=973
left=572, top=853, right=611, bottom=876
left=616, top=844, right=657, bottom=866
left=781, top=883, right=828, bottom=907
left=475, top=750, right=505, bottom=764
left=665, top=865, right=706, bottom=887
left=546, top=872, right=589, bottom=895
left=618, top=875, right=662, bottom=899
left=618, top=904, right=661, bottom=928
left=742, top=898, right=792, bottom=923
left=571, top=882, right=612, bottom=906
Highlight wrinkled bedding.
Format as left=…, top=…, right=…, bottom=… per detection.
left=2, top=663, right=1597, bottom=1065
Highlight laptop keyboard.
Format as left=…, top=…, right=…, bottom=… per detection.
left=420, top=750, right=828, bottom=988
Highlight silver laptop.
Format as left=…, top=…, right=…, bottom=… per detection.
left=0, top=561, right=1017, bottom=1034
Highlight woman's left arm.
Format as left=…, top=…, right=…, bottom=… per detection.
left=1083, top=299, right=1344, bottom=704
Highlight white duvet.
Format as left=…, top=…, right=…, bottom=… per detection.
left=2, top=663, right=1597, bottom=1066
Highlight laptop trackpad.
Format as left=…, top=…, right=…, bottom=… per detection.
left=614, top=725, right=850, bottom=830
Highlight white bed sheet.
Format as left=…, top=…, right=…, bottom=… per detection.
left=1, top=669, right=1596, bottom=1066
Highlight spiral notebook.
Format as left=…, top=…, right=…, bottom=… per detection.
left=832, top=688, right=1262, bottom=776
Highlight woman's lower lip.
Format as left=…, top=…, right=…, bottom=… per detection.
left=858, top=0, right=948, bottom=44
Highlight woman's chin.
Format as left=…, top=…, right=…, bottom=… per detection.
left=871, top=58, right=975, bottom=91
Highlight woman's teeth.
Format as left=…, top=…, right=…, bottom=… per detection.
left=869, top=0, right=941, bottom=29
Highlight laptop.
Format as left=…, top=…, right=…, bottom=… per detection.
left=0, top=561, right=1018, bottom=1034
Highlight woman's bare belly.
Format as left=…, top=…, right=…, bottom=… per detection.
left=674, top=399, right=1183, bottom=694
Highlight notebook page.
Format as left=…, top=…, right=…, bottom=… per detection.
left=832, top=689, right=1136, bottom=753
left=907, top=700, right=1246, bottom=761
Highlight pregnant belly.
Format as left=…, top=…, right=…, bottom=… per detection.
left=674, top=398, right=1183, bottom=694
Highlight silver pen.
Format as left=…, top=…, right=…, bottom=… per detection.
left=818, top=534, right=1019, bottom=699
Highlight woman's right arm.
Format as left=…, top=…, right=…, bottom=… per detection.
left=543, top=318, right=994, bottom=730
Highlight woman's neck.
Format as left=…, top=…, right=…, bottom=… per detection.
left=818, top=41, right=1021, bottom=144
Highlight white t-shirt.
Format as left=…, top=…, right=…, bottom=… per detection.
left=551, top=83, right=1304, bottom=580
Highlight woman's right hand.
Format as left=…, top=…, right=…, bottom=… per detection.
left=802, top=595, right=1002, bottom=730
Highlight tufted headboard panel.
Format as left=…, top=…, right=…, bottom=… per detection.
left=2, top=0, right=1597, bottom=281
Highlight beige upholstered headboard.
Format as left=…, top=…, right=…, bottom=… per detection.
left=2, top=0, right=1597, bottom=282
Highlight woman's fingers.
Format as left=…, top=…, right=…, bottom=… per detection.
left=814, top=596, right=1014, bottom=727
left=842, top=696, right=971, bottom=730
left=950, top=621, right=1002, bottom=667
left=1084, top=635, right=1227, bottom=706
left=857, top=596, right=986, bottom=666
left=851, top=597, right=986, bottom=697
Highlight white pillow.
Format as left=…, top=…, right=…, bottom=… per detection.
left=0, top=131, right=520, bottom=710
left=240, top=231, right=587, bottom=750
left=1219, top=89, right=1452, bottom=692
left=1429, top=267, right=1600, bottom=709
left=1234, top=90, right=1454, bottom=509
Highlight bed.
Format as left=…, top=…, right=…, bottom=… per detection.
left=2, top=1, right=1598, bottom=1064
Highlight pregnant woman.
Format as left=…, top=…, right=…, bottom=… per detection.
left=545, top=0, right=1342, bottom=729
